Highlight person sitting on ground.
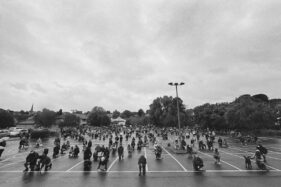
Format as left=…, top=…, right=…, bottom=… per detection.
left=24, top=150, right=39, bottom=172
left=138, top=155, right=147, bottom=176
left=198, top=140, right=206, bottom=150
left=257, top=144, right=267, bottom=163
left=61, top=143, right=68, bottom=154
left=193, top=154, right=204, bottom=171
left=97, top=156, right=108, bottom=171
left=0, top=139, right=6, bottom=158
left=69, top=146, right=74, bottom=157
left=37, top=148, right=52, bottom=171
left=73, top=145, right=80, bottom=157
left=53, top=145, right=60, bottom=158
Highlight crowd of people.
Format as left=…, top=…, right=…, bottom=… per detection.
left=0, top=124, right=270, bottom=174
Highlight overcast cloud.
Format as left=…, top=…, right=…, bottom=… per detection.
left=1, top=0, right=281, bottom=112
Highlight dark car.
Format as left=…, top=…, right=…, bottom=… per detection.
left=0, top=130, right=10, bottom=138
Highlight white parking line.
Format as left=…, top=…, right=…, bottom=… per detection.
left=66, top=160, right=84, bottom=172
left=107, top=157, right=118, bottom=172
left=269, top=147, right=281, bottom=151
left=197, top=150, right=242, bottom=171
left=0, top=169, right=281, bottom=173
left=229, top=147, right=281, bottom=161
left=0, top=159, right=25, bottom=169
left=162, top=147, right=187, bottom=172
left=228, top=147, right=281, bottom=171
left=269, top=150, right=281, bottom=155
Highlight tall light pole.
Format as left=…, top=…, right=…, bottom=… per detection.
left=168, top=82, right=185, bottom=131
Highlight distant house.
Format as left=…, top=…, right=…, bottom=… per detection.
left=111, top=117, right=126, bottom=126
left=74, top=113, right=88, bottom=126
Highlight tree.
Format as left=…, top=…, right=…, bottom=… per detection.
left=57, top=109, right=63, bottom=116
left=59, top=113, right=80, bottom=128
left=138, top=109, right=145, bottom=117
left=225, top=98, right=274, bottom=130
left=193, top=103, right=228, bottom=129
left=34, top=109, right=56, bottom=128
left=112, top=110, right=121, bottom=119
left=0, top=109, right=15, bottom=128
left=252, top=94, right=269, bottom=103
left=149, top=96, right=186, bottom=127
left=87, top=106, right=110, bottom=126
left=13, top=110, right=29, bottom=122
left=120, top=110, right=132, bottom=119
left=126, top=115, right=150, bottom=126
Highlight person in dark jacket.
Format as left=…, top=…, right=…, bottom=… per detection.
left=118, top=145, right=124, bottom=160
left=0, top=139, right=6, bottom=158
left=24, top=150, right=39, bottom=171
left=138, top=155, right=147, bottom=176
left=73, top=145, right=80, bottom=157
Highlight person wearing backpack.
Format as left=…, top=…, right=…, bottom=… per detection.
left=257, top=144, right=267, bottom=163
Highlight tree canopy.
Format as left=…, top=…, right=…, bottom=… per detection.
left=149, top=96, right=189, bottom=127
left=0, top=109, right=15, bottom=128
left=112, top=110, right=121, bottom=119
left=34, top=109, right=56, bottom=128
left=87, top=106, right=110, bottom=126
left=59, top=113, right=80, bottom=128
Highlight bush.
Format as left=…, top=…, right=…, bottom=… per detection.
left=30, top=129, right=59, bottom=139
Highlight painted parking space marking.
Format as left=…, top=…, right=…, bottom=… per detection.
left=66, top=160, right=85, bottom=172
left=107, top=157, right=119, bottom=172
left=1, top=169, right=281, bottom=173
left=229, top=147, right=281, bottom=161
left=227, top=147, right=281, bottom=171
left=198, top=150, right=242, bottom=171
left=162, top=147, right=188, bottom=172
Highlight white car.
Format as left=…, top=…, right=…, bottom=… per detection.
left=9, top=127, right=24, bottom=137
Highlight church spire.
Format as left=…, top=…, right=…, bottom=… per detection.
left=30, top=104, right=34, bottom=113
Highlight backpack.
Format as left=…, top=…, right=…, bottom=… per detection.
left=261, top=147, right=267, bottom=154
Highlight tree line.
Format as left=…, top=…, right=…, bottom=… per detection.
left=1, top=93, right=280, bottom=130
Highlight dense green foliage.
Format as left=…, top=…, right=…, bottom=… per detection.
left=0, top=109, right=15, bottom=128
left=87, top=106, right=110, bottom=126
left=112, top=110, right=121, bottom=119
left=30, top=129, right=59, bottom=139
left=148, top=96, right=191, bottom=127
left=58, top=113, right=80, bottom=128
left=120, top=110, right=133, bottom=119
left=34, top=109, right=57, bottom=128
left=193, top=94, right=280, bottom=130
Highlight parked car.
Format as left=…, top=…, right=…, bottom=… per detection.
left=0, top=130, right=10, bottom=138
left=9, top=127, right=24, bottom=137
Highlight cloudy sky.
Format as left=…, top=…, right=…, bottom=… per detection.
left=1, top=0, right=281, bottom=112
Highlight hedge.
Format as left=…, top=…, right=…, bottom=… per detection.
left=30, top=129, right=59, bottom=139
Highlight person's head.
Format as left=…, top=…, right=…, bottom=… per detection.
left=215, top=148, right=218, bottom=152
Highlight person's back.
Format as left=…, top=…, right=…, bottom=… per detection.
left=84, top=148, right=92, bottom=160
left=138, top=155, right=146, bottom=165
left=74, top=146, right=80, bottom=156
left=138, top=155, right=147, bottom=176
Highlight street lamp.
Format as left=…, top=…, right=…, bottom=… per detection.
left=168, top=82, right=185, bottom=131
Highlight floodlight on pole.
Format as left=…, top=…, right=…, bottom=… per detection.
left=168, top=82, right=185, bottom=131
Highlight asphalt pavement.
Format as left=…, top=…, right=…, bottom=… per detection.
left=0, top=136, right=281, bottom=187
